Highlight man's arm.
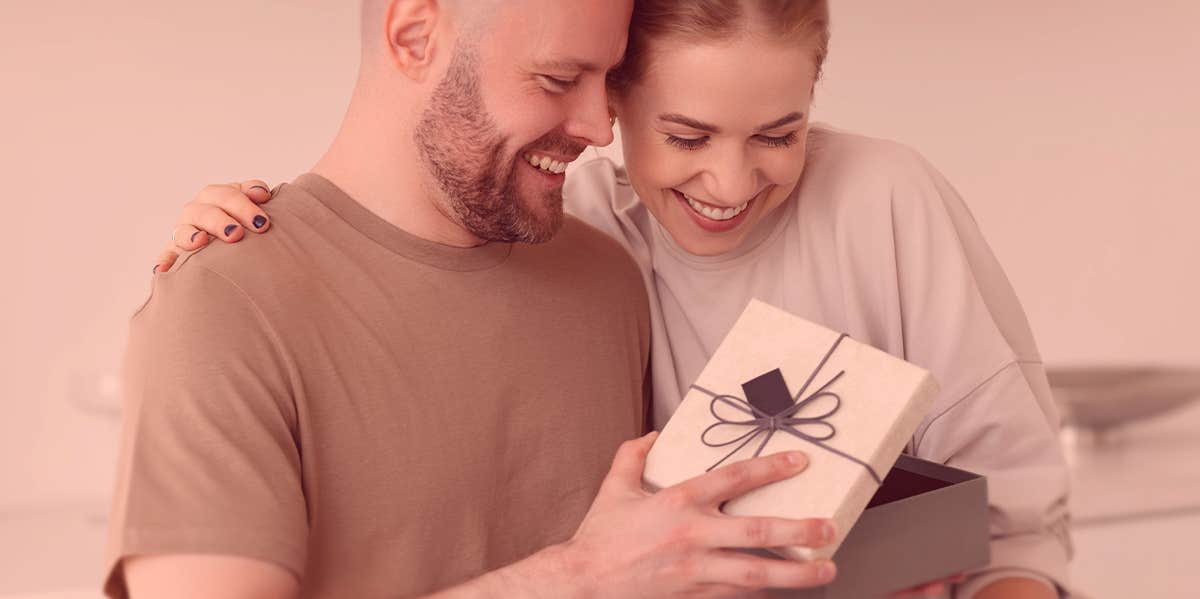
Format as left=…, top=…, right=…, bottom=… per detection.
left=106, top=263, right=308, bottom=598
left=122, top=436, right=840, bottom=599
left=124, top=555, right=300, bottom=599
left=425, top=435, right=839, bottom=599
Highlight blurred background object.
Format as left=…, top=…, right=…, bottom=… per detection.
left=2, top=1, right=1197, bottom=597
left=1049, top=367, right=1200, bottom=435
left=1049, top=368, right=1200, bottom=598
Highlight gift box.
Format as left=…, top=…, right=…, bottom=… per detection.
left=642, top=299, right=941, bottom=561
left=764, top=454, right=991, bottom=598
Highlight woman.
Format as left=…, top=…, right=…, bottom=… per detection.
left=153, top=1, right=1070, bottom=597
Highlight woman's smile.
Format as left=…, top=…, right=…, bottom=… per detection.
left=671, top=188, right=759, bottom=233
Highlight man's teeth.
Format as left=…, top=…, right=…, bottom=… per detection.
left=524, top=153, right=570, bottom=175
left=683, top=193, right=749, bottom=221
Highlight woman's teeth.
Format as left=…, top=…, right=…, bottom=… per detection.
left=683, top=192, right=749, bottom=221
left=523, top=153, right=569, bottom=175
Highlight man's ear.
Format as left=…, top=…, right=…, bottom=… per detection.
left=384, top=0, right=441, bottom=81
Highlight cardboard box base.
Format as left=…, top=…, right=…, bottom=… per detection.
left=755, top=455, right=990, bottom=598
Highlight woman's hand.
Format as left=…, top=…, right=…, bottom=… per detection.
left=154, top=179, right=274, bottom=273
left=887, top=573, right=967, bottom=598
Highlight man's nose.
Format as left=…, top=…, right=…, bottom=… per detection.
left=562, top=79, right=615, bottom=148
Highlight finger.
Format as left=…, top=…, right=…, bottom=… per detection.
left=154, top=248, right=180, bottom=273
left=238, top=179, right=274, bottom=204
left=676, top=583, right=769, bottom=599
left=921, top=582, right=947, bottom=596
left=700, top=552, right=836, bottom=591
left=183, top=203, right=246, bottom=243
left=194, top=184, right=271, bottom=233
left=674, top=451, right=808, bottom=507
left=171, top=224, right=209, bottom=252
left=912, top=582, right=947, bottom=597
left=887, top=581, right=948, bottom=598
left=601, top=432, right=659, bottom=494
left=701, top=516, right=835, bottom=550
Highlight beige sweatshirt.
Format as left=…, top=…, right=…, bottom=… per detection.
left=563, top=125, right=1072, bottom=597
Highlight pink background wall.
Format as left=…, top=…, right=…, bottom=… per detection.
left=1, top=0, right=1196, bottom=517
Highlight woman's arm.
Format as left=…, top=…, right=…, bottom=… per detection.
left=974, top=576, right=1058, bottom=599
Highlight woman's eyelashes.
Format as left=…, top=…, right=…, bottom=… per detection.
left=664, top=135, right=709, bottom=150
left=664, top=132, right=800, bottom=151
left=758, top=131, right=800, bottom=148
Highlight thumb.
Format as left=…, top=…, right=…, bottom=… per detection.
left=601, top=431, right=659, bottom=494
left=237, top=179, right=274, bottom=204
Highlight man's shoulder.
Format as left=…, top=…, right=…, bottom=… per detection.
left=130, top=191, right=336, bottom=345
left=165, top=185, right=326, bottom=295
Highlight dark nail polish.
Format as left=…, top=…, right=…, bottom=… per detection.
left=190, top=231, right=200, bottom=242
left=224, top=224, right=238, bottom=237
left=253, top=215, right=267, bottom=229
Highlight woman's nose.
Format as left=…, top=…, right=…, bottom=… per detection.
left=705, top=155, right=761, bottom=205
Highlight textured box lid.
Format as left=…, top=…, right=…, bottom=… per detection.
left=643, top=299, right=940, bottom=560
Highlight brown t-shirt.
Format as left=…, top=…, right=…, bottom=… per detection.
left=104, top=174, right=651, bottom=598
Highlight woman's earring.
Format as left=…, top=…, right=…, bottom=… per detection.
left=609, top=114, right=617, bottom=126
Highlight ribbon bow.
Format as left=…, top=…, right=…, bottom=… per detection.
left=691, top=333, right=883, bottom=484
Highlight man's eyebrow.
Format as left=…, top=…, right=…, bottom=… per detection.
left=658, top=113, right=720, bottom=134
left=755, top=112, right=805, bottom=132
left=533, top=59, right=603, bottom=74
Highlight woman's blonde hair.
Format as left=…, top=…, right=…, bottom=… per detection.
left=607, top=0, right=831, bottom=92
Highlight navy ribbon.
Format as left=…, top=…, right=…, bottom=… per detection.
left=691, top=333, right=883, bottom=484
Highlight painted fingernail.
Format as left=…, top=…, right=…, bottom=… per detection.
left=190, top=231, right=200, bottom=242
left=786, top=452, right=808, bottom=466
left=250, top=185, right=269, bottom=193
left=223, top=224, right=238, bottom=237
left=253, top=215, right=267, bottom=229
left=822, top=521, right=836, bottom=542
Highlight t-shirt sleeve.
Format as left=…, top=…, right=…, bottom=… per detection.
left=883, top=149, right=1073, bottom=596
left=104, top=264, right=307, bottom=598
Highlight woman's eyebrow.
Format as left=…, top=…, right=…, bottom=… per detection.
left=658, top=113, right=720, bottom=133
left=657, top=111, right=806, bottom=134
left=755, top=112, right=805, bottom=132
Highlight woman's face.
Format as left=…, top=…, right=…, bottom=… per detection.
left=613, top=36, right=819, bottom=256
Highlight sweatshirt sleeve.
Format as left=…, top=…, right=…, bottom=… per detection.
left=883, top=146, right=1073, bottom=596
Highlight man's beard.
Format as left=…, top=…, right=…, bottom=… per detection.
left=413, top=45, right=578, bottom=244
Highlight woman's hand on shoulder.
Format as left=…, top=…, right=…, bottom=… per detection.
left=155, top=180, right=274, bottom=273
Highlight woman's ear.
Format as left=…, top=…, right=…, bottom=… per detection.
left=384, top=0, right=441, bottom=81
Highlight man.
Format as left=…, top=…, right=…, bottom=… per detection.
left=106, top=1, right=838, bottom=597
